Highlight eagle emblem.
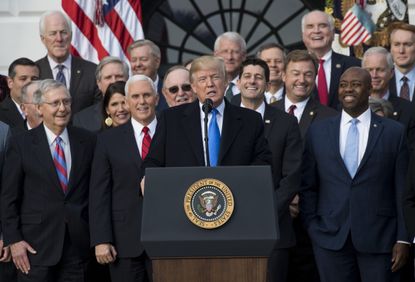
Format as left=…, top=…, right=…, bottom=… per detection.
left=198, top=191, right=222, bottom=217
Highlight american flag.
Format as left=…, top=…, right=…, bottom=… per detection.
left=340, top=3, right=375, bottom=46
left=62, top=0, right=144, bottom=64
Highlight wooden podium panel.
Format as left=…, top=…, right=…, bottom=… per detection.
left=152, top=257, right=268, bottom=282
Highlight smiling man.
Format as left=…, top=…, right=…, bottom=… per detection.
left=300, top=67, right=409, bottom=282
left=301, top=10, right=360, bottom=109
left=142, top=55, right=271, bottom=173
left=162, top=65, right=195, bottom=107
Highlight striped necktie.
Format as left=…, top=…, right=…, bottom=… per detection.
left=53, top=136, right=68, bottom=193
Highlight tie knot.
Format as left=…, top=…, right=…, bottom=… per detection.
left=319, top=59, right=325, bottom=65
left=350, top=118, right=359, bottom=126
left=57, top=65, right=65, bottom=71
left=211, top=108, right=218, bottom=116
left=289, top=105, right=297, bottom=111
left=402, top=76, right=409, bottom=83
left=142, top=126, right=149, bottom=134
left=55, top=136, right=62, bottom=145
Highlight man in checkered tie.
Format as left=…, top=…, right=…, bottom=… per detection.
left=1, top=79, right=95, bottom=281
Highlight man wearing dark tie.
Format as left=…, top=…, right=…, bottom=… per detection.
left=89, top=75, right=158, bottom=282
left=389, top=22, right=415, bottom=103
left=300, top=67, right=409, bottom=282
left=1, top=79, right=95, bottom=281
left=142, top=55, right=271, bottom=174
left=36, top=10, right=100, bottom=114
left=237, top=58, right=302, bottom=282
left=0, top=58, right=39, bottom=130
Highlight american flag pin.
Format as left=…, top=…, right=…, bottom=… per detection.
left=393, top=112, right=398, bottom=116
left=336, top=64, right=341, bottom=68
left=310, top=111, right=314, bottom=116
left=265, top=120, right=271, bottom=124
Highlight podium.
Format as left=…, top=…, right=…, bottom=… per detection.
left=141, top=166, right=279, bottom=282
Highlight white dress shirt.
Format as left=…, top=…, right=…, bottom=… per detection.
left=240, top=101, right=265, bottom=119
left=131, top=117, right=157, bottom=158
left=284, top=96, right=310, bottom=123
left=44, top=125, right=72, bottom=177
left=48, top=55, right=72, bottom=89
left=265, top=88, right=284, bottom=104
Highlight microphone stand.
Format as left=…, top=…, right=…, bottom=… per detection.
left=202, top=99, right=213, bottom=167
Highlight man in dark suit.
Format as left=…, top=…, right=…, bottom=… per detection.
left=302, top=10, right=360, bottom=110
left=236, top=58, right=302, bottom=282
left=0, top=75, right=9, bottom=102
left=389, top=22, right=415, bottom=103
left=142, top=55, right=271, bottom=176
left=0, top=58, right=39, bottom=130
left=128, top=39, right=168, bottom=111
left=72, top=56, right=129, bottom=133
left=89, top=75, right=158, bottom=282
left=362, top=46, right=415, bottom=153
left=300, top=67, right=409, bottom=282
left=404, top=151, right=415, bottom=243
left=36, top=10, right=101, bottom=114
left=1, top=79, right=95, bottom=281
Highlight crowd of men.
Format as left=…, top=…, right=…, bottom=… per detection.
left=0, top=8, right=414, bottom=282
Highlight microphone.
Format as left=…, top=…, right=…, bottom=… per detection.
left=203, top=98, right=213, bottom=166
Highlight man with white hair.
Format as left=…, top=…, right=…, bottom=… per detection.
left=89, top=75, right=158, bottom=282
left=214, top=31, right=247, bottom=101
left=301, top=10, right=360, bottom=110
left=36, top=10, right=101, bottom=114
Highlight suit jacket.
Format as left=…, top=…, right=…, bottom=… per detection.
left=36, top=56, right=101, bottom=114
left=387, top=95, right=415, bottom=151
left=1, top=125, right=95, bottom=266
left=272, top=98, right=338, bottom=138
left=404, top=150, right=415, bottom=239
left=263, top=105, right=302, bottom=248
left=0, top=122, right=10, bottom=236
left=143, top=100, right=271, bottom=168
left=0, top=96, right=25, bottom=130
left=72, top=102, right=103, bottom=133
left=314, top=52, right=361, bottom=110
left=89, top=122, right=145, bottom=258
left=300, top=113, right=409, bottom=253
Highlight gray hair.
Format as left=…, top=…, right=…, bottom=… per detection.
left=33, top=79, right=70, bottom=104
left=96, top=56, right=129, bottom=81
left=39, top=10, right=72, bottom=36
left=21, top=81, right=41, bottom=103
left=125, top=75, right=157, bottom=97
left=301, top=10, right=335, bottom=33
left=362, top=47, right=394, bottom=70
left=214, top=32, right=247, bottom=53
left=128, top=39, right=161, bottom=59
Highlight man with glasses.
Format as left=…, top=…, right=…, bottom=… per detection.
left=1, top=79, right=95, bottom=281
left=36, top=10, right=101, bottom=114
left=162, top=66, right=196, bottom=107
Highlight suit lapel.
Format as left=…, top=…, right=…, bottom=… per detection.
left=329, top=52, right=343, bottom=105
left=330, top=116, right=351, bottom=177
left=182, top=102, right=204, bottom=165
left=123, top=122, right=142, bottom=171
left=299, top=99, right=317, bottom=137
left=70, top=57, right=82, bottom=95
left=219, top=102, right=242, bottom=164
left=39, top=56, right=54, bottom=79
left=32, top=126, right=64, bottom=196
left=264, top=105, right=276, bottom=139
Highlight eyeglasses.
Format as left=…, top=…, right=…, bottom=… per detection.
left=42, top=98, right=72, bottom=108
left=167, top=84, right=192, bottom=94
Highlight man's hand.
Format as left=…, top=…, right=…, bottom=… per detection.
left=10, top=241, right=36, bottom=274
left=289, top=194, right=300, bottom=218
left=95, top=243, right=117, bottom=264
left=140, top=176, right=146, bottom=196
left=391, top=242, right=409, bottom=272
left=0, top=239, right=11, bottom=262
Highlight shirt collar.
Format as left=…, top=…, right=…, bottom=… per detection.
left=341, top=107, right=371, bottom=127
left=240, top=101, right=266, bottom=119
left=199, top=99, right=225, bottom=117
left=131, top=116, right=157, bottom=134
left=43, top=124, right=69, bottom=146
left=284, top=95, right=310, bottom=112
left=395, top=66, right=415, bottom=82
left=153, top=75, right=160, bottom=92
left=321, top=50, right=332, bottom=62
left=48, top=54, right=71, bottom=71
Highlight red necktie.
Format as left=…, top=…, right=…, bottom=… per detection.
left=400, top=76, right=410, bottom=101
left=141, top=126, right=152, bottom=160
left=318, top=59, right=329, bottom=105
left=288, top=105, right=297, bottom=115
left=53, top=136, right=68, bottom=194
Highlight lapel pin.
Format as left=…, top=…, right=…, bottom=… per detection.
left=310, top=111, right=314, bottom=116
left=373, top=123, right=378, bottom=128
left=265, top=119, right=271, bottom=124
left=336, top=64, right=341, bottom=68
left=77, top=70, right=81, bottom=74
left=393, top=112, right=398, bottom=116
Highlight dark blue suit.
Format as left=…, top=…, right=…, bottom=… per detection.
left=300, top=113, right=409, bottom=282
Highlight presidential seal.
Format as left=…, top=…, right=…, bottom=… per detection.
left=184, top=178, right=234, bottom=229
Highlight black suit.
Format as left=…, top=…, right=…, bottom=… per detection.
left=404, top=150, right=415, bottom=240
left=36, top=56, right=101, bottom=114
left=272, top=98, right=338, bottom=138
left=314, top=52, right=361, bottom=110
left=1, top=125, right=95, bottom=280
left=0, top=96, right=25, bottom=130
left=89, top=121, right=149, bottom=281
left=143, top=100, right=271, bottom=168
left=72, top=102, right=103, bottom=133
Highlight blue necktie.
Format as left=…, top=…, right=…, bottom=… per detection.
left=343, top=118, right=359, bottom=178
left=56, top=65, right=66, bottom=87
left=208, top=108, right=220, bottom=166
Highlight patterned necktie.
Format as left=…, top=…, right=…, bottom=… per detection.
left=400, top=76, right=410, bottom=101
left=288, top=104, right=297, bottom=115
left=56, top=65, right=66, bottom=87
left=317, top=59, right=329, bottom=105
left=141, top=126, right=151, bottom=160
left=343, top=119, right=359, bottom=178
left=225, top=82, right=234, bottom=101
left=53, top=136, right=68, bottom=193
left=208, top=108, right=220, bottom=166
